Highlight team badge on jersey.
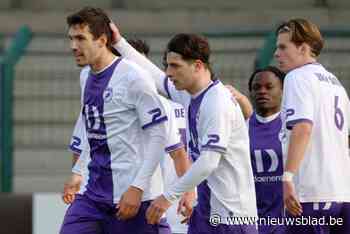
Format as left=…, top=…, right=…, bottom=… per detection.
left=103, top=87, right=113, bottom=103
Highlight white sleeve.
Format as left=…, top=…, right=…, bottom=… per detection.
left=127, top=74, right=168, bottom=130
left=127, top=72, right=169, bottom=190
left=282, top=72, right=314, bottom=130
left=131, top=123, right=167, bottom=191
left=114, top=38, right=168, bottom=97
left=114, top=38, right=190, bottom=105
left=163, top=150, right=221, bottom=203
left=199, top=99, right=233, bottom=154
left=72, top=149, right=89, bottom=175
left=164, top=106, right=184, bottom=153
left=68, top=111, right=88, bottom=155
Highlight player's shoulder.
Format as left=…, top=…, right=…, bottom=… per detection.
left=117, top=58, right=156, bottom=90
left=286, top=63, right=322, bottom=85
left=79, top=65, right=90, bottom=87
left=196, top=81, right=234, bottom=121
left=204, top=80, right=233, bottom=109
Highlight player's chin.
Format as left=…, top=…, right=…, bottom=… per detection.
left=76, top=61, right=88, bottom=67
left=174, top=84, right=185, bottom=91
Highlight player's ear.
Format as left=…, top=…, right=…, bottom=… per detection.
left=97, top=33, right=108, bottom=48
left=194, top=59, right=204, bottom=72
left=300, top=43, right=310, bottom=56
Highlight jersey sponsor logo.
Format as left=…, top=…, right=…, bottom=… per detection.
left=103, top=87, right=113, bottom=103
left=254, top=149, right=280, bottom=173
left=84, top=104, right=102, bottom=131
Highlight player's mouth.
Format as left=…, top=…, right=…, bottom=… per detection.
left=256, top=97, right=270, bottom=104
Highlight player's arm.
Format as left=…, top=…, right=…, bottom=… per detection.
left=225, top=85, right=253, bottom=119
left=110, top=23, right=169, bottom=97
left=146, top=99, right=230, bottom=224
left=282, top=74, right=314, bottom=216
left=117, top=74, right=168, bottom=220
left=69, top=110, right=87, bottom=166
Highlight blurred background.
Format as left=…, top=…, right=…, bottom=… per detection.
left=0, top=0, right=349, bottom=233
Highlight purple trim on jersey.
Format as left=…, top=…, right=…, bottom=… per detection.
left=188, top=80, right=220, bottom=162
left=69, top=145, right=82, bottom=155
left=83, top=58, right=122, bottom=204
left=187, top=80, right=219, bottom=220
left=249, top=113, right=284, bottom=222
left=201, top=145, right=227, bottom=153
left=69, top=136, right=82, bottom=154
left=165, top=142, right=184, bottom=153
left=286, top=118, right=313, bottom=130
left=163, top=76, right=172, bottom=100
left=141, top=115, right=168, bottom=129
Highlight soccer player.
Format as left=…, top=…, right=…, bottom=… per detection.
left=247, top=66, right=286, bottom=234
left=111, top=24, right=258, bottom=234
left=66, top=98, right=192, bottom=234
left=63, top=38, right=151, bottom=204
left=60, top=7, right=175, bottom=234
left=275, top=18, right=350, bottom=234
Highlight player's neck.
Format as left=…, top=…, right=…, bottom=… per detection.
left=188, top=71, right=212, bottom=95
left=90, top=50, right=117, bottom=73
left=256, top=107, right=280, bottom=118
left=255, top=110, right=280, bottom=123
left=299, top=57, right=317, bottom=68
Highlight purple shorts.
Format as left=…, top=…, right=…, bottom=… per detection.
left=60, top=194, right=171, bottom=234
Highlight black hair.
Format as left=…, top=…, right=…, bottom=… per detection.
left=248, top=66, right=285, bottom=91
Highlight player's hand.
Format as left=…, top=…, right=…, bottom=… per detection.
left=177, top=191, right=195, bottom=224
left=116, top=186, right=143, bottom=220
left=146, top=195, right=172, bottom=224
left=109, top=21, right=122, bottom=45
left=225, top=85, right=244, bottom=101
left=62, top=174, right=82, bottom=204
left=283, top=181, right=303, bottom=216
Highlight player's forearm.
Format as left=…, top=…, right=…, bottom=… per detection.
left=72, top=153, right=79, bottom=167
left=113, top=37, right=167, bottom=96
left=169, top=148, right=191, bottom=177
left=164, top=150, right=221, bottom=203
left=131, top=124, right=167, bottom=191
left=72, top=154, right=83, bottom=175
left=285, top=122, right=312, bottom=173
left=236, top=95, right=253, bottom=120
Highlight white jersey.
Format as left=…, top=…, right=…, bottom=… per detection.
left=69, top=111, right=89, bottom=194
left=70, top=97, right=188, bottom=232
left=114, top=38, right=258, bottom=221
left=160, top=101, right=188, bottom=234
left=281, top=63, right=350, bottom=202
left=77, top=57, right=170, bottom=204
left=165, top=79, right=258, bottom=221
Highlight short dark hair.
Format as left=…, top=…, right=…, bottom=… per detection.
left=248, top=66, right=285, bottom=91
left=127, top=38, right=150, bottom=57
left=67, top=7, right=113, bottom=52
left=166, top=33, right=211, bottom=67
